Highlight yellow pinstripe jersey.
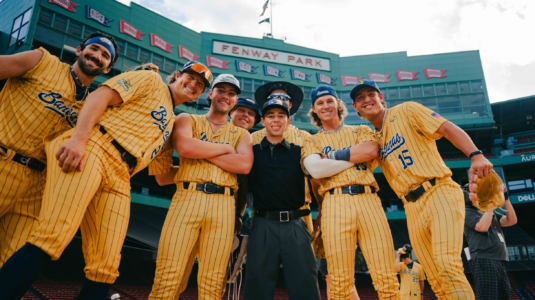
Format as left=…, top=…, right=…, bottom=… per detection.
left=375, top=102, right=450, bottom=197
left=99, top=70, right=175, bottom=174
left=0, top=47, right=78, bottom=163
left=301, top=125, right=379, bottom=197
left=176, top=114, right=248, bottom=191
left=398, top=262, right=425, bottom=296
left=252, top=127, right=313, bottom=204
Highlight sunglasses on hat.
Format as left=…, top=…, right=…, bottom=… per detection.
left=267, top=93, right=291, bottom=101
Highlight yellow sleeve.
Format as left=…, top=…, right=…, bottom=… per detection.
left=100, top=70, right=158, bottom=104
left=236, top=128, right=249, bottom=147
left=403, top=102, right=448, bottom=140
left=355, top=125, right=376, bottom=144
left=397, top=263, right=402, bottom=273
left=418, top=265, right=426, bottom=280
left=148, top=140, right=174, bottom=175
left=251, top=129, right=266, bottom=146
left=301, top=135, right=323, bottom=175
left=21, top=47, right=55, bottom=79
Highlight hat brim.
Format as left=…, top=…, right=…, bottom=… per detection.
left=254, top=81, right=303, bottom=116
left=261, top=103, right=290, bottom=117
left=182, top=69, right=211, bottom=90
left=350, top=84, right=380, bottom=101
left=213, top=82, right=242, bottom=95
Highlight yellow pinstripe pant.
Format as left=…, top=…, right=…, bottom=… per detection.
left=0, top=154, right=45, bottom=268
left=404, top=178, right=474, bottom=300
left=29, top=129, right=131, bottom=284
left=322, top=190, right=400, bottom=300
left=150, top=184, right=235, bottom=300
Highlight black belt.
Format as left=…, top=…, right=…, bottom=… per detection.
left=183, top=182, right=234, bottom=196
left=405, top=178, right=437, bottom=202
left=255, top=209, right=310, bottom=222
left=0, top=146, right=45, bottom=172
left=99, top=126, right=137, bottom=169
left=329, top=185, right=375, bottom=195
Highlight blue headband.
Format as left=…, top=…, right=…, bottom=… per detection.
left=83, top=36, right=115, bottom=61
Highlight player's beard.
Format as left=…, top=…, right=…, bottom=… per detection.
left=76, top=54, right=107, bottom=77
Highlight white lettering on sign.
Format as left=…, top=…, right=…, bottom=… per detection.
left=521, top=154, right=535, bottom=162
left=518, top=194, right=535, bottom=202
left=213, top=41, right=330, bottom=71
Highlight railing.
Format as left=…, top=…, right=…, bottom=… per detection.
left=130, top=183, right=175, bottom=200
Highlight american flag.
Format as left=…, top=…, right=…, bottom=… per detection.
left=260, top=0, right=269, bottom=16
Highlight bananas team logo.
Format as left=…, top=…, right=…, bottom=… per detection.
left=117, top=79, right=131, bottom=91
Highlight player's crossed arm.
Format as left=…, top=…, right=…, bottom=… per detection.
left=173, top=114, right=235, bottom=159
left=206, top=133, right=253, bottom=174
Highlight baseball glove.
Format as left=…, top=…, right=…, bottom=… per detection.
left=311, top=229, right=325, bottom=259
left=472, top=169, right=505, bottom=212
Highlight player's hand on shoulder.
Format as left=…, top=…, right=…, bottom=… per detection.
left=468, top=154, right=493, bottom=179
left=287, top=124, right=297, bottom=130
left=55, top=136, right=86, bottom=173
left=0, top=147, right=7, bottom=157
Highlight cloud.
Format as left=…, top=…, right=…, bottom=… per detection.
left=117, top=0, right=535, bottom=102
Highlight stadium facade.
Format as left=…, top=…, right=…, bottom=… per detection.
left=2, top=0, right=535, bottom=269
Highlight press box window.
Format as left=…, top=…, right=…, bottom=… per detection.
left=10, top=7, right=33, bottom=47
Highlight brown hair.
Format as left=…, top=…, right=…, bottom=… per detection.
left=79, top=31, right=119, bottom=68
left=308, top=99, right=348, bottom=128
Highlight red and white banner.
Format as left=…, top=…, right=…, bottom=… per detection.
left=49, top=0, right=79, bottom=12
left=179, top=46, right=199, bottom=61
left=341, top=75, right=363, bottom=86
left=395, top=71, right=418, bottom=81
left=150, top=34, right=173, bottom=53
left=206, top=56, right=229, bottom=69
left=119, top=20, right=144, bottom=40
left=424, top=68, right=447, bottom=79
left=368, top=73, right=390, bottom=83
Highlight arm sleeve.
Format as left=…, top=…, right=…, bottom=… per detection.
left=99, top=70, right=157, bottom=104
left=464, top=207, right=480, bottom=230
left=301, top=136, right=323, bottom=175
left=303, top=154, right=354, bottom=179
left=148, top=140, right=175, bottom=175
left=397, top=263, right=402, bottom=273
left=403, top=102, right=449, bottom=140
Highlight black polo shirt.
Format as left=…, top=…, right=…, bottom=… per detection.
left=247, top=137, right=305, bottom=212
left=464, top=192, right=508, bottom=261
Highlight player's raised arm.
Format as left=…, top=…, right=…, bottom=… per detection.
left=206, top=132, right=253, bottom=174
left=172, top=113, right=235, bottom=159
left=55, top=85, right=123, bottom=173
left=0, top=50, right=43, bottom=79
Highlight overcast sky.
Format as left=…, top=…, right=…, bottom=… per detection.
left=117, top=0, right=534, bottom=103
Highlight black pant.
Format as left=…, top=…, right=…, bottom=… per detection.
left=244, top=216, right=321, bottom=300
left=469, top=259, right=510, bottom=300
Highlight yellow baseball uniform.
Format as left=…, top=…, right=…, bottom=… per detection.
left=374, top=102, right=473, bottom=300
left=0, top=48, right=81, bottom=268
left=398, top=262, right=425, bottom=300
left=302, top=125, right=400, bottom=300
left=252, top=127, right=314, bottom=232
left=29, top=70, right=175, bottom=284
left=150, top=114, right=248, bottom=300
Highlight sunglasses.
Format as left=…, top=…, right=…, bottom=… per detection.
left=185, top=62, right=213, bottom=84
left=267, top=93, right=291, bottom=101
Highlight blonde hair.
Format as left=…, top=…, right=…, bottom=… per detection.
left=308, top=99, right=348, bottom=128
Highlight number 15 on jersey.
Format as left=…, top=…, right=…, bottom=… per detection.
left=398, top=149, right=414, bottom=170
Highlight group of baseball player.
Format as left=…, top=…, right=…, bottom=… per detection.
left=0, top=31, right=496, bottom=300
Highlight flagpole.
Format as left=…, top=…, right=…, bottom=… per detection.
left=270, top=0, right=273, bottom=37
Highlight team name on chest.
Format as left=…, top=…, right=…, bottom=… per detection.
left=38, top=90, right=77, bottom=128
left=151, top=106, right=169, bottom=132
left=380, top=133, right=406, bottom=160
left=199, top=132, right=230, bottom=145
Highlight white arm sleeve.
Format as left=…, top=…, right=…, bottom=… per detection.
left=303, top=154, right=354, bottom=179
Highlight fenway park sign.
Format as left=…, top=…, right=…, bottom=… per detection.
left=213, top=41, right=330, bottom=71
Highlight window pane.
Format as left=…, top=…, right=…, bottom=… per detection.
left=38, top=9, right=53, bottom=26
left=62, top=36, right=79, bottom=64
left=471, top=80, right=483, bottom=92
left=83, top=26, right=96, bottom=39
left=123, top=58, right=139, bottom=71
left=388, top=88, right=399, bottom=100
left=139, top=48, right=151, bottom=63
left=152, top=54, right=163, bottom=69
left=13, top=15, right=23, bottom=31
left=22, top=9, right=32, bottom=24
left=400, top=87, right=410, bottom=99
left=32, top=25, right=63, bottom=57
left=435, top=84, right=447, bottom=96
left=447, top=83, right=459, bottom=95
left=461, top=94, right=485, bottom=107
left=67, top=19, right=82, bottom=38
left=459, top=81, right=470, bottom=93
left=254, top=80, right=263, bottom=91
left=388, top=100, right=406, bottom=107
left=164, top=59, right=176, bottom=73
left=107, top=56, right=123, bottom=77
left=53, top=14, right=67, bottom=31
left=9, top=30, right=19, bottom=47
left=114, top=38, right=125, bottom=55
left=243, top=78, right=253, bottom=91
left=414, top=98, right=437, bottom=110
left=382, top=89, right=388, bottom=100
left=411, top=86, right=423, bottom=98
left=423, top=85, right=434, bottom=96
left=464, top=105, right=488, bottom=117
left=438, top=96, right=461, bottom=108
left=125, top=43, right=138, bottom=59
left=439, top=107, right=462, bottom=115
left=241, top=92, right=254, bottom=100
left=303, top=87, right=312, bottom=99
left=17, top=24, right=30, bottom=43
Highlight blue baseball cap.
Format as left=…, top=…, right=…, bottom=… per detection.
left=311, top=85, right=338, bottom=104
left=349, top=79, right=382, bottom=101
left=262, top=99, right=290, bottom=117
left=232, top=97, right=261, bottom=124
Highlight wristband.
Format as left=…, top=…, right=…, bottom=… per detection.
left=333, top=148, right=351, bottom=161
left=236, top=213, right=243, bottom=221
left=469, top=150, right=483, bottom=159
left=504, top=191, right=509, bottom=201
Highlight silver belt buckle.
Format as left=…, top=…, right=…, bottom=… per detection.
left=203, top=184, right=213, bottom=194
left=20, top=157, right=29, bottom=165
left=280, top=211, right=289, bottom=222
left=348, top=185, right=356, bottom=195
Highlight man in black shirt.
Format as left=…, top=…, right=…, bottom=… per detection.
left=244, top=99, right=321, bottom=300
left=463, top=184, right=517, bottom=300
